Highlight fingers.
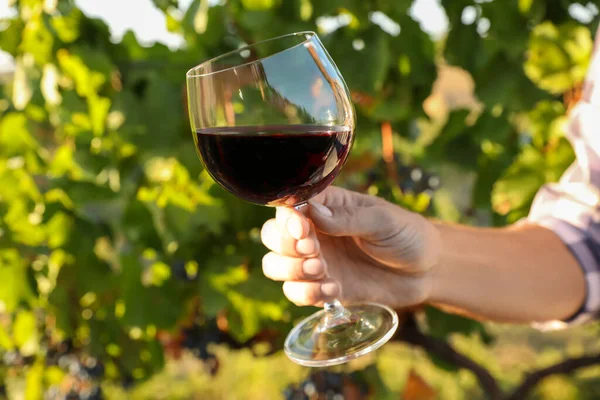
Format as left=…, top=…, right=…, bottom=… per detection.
left=309, top=186, right=398, bottom=240
left=275, top=207, right=310, bottom=240
left=261, top=205, right=343, bottom=307
left=261, top=216, right=319, bottom=258
left=262, top=252, right=327, bottom=281
left=312, top=186, right=383, bottom=209
left=309, top=200, right=397, bottom=241
left=283, top=278, right=340, bottom=306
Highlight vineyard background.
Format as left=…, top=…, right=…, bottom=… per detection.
left=1, top=0, right=600, bottom=399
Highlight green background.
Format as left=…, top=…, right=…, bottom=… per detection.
left=1, top=0, right=600, bottom=398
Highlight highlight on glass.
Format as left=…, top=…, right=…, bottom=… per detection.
left=186, top=32, right=398, bottom=367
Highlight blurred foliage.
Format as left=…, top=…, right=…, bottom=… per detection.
left=0, top=0, right=599, bottom=398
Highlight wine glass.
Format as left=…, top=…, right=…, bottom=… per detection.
left=186, top=32, right=398, bottom=367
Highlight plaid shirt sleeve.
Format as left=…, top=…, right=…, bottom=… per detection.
left=527, top=28, right=600, bottom=327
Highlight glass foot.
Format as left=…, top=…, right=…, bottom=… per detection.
left=284, top=303, right=398, bottom=367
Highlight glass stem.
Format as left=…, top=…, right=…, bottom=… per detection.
left=318, top=299, right=353, bottom=332
left=294, top=203, right=354, bottom=332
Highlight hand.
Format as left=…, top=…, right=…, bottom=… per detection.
left=260, top=186, right=441, bottom=308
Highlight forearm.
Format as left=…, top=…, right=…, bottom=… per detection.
left=428, top=223, right=586, bottom=323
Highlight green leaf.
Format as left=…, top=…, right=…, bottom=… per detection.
left=25, top=360, right=44, bottom=400
left=13, top=310, right=39, bottom=356
left=527, top=100, right=567, bottom=147
left=87, top=95, right=111, bottom=136
left=241, top=0, right=280, bottom=11
left=326, top=25, right=391, bottom=95
left=119, top=253, right=187, bottom=328
left=164, top=202, right=227, bottom=239
left=0, top=250, right=34, bottom=312
left=184, top=0, right=209, bottom=34
left=145, top=261, right=172, bottom=287
left=183, top=2, right=226, bottom=48
left=545, top=137, right=575, bottom=182
left=61, top=180, right=125, bottom=224
left=525, top=22, right=593, bottom=94
left=57, top=46, right=113, bottom=98
left=0, top=324, right=14, bottom=350
left=492, top=135, right=573, bottom=217
left=427, top=109, right=479, bottom=169
left=50, top=7, right=83, bottom=43
left=151, top=0, right=178, bottom=11
left=391, top=14, right=436, bottom=86
left=139, top=78, right=184, bottom=152
left=519, top=0, right=534, bottom=13
left=443, top=19, right=485, bottom=74
left=481, top=1, right=529, bottom=60
left=200, top=256, right=287, bottom=342
left=473, top=151, right=516, bottom=209
left=492, top=146, right=545, bottom=215
left=0, top=112, right=38, bottom=156
left=20, top=12, right=54, bottom=65
left=425, top=306, right=492, bottom=343
left=47, top=285, right=75, bottom=336
left=475, top=52, right=549, bottom=111
left=0, top=17, right=25, bottom=56
left=45, top=211, right=73, bottom=248
left=470, top=110, right=512, bottom=145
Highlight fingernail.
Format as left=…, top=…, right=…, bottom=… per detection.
left=321, top=282, right=339, bottom=297
left=286, top=217, right=304, bottom=240
left=303, top=258, right=324, bottom=276
left=296, top=238, right=317, bottom=256
left=310, top=201, right=333, bottom=217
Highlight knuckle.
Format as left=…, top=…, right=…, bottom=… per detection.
left=301, top=258, right=325, bottom=279
left=309, top=236, right=320, bottom=256
left=303, top=284, right=322, bottom=304
left=340, top=205, right=358, bottom=220
left=291, top=263, right=305, bottom=281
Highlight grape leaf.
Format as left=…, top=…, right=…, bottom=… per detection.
left=325, top=25, right=391, bottom=95
left=0, top=249, right=35, bottom=312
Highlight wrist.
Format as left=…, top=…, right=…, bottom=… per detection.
left=409, top=217, right=444, bottom=305
left=426, top=221, right=449, bottom=305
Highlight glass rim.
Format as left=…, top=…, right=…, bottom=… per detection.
left=186, top=31, right=317, bottom=78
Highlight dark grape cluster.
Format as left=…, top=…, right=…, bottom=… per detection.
left=2, top=349, right=35, bottom=368
left=46, top=385, right=103, bottom=400
left=180, top=318, right=243, bottom=375
left=396, top=164, right=440, bottom=196
left=284, top=371, right=368, bottom=400
left=43, top=340, right=105, bottom=400
left=364, top=156, right=441, bottom=197
left=0, top=338, right=101, bottom=399
left=170, top=260, right=197, bottom=282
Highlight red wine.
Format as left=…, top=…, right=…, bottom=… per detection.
left=194, top=125, right=353, bottom=206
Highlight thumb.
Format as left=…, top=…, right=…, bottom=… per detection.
left=308, top=199, right=392, bottom=240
